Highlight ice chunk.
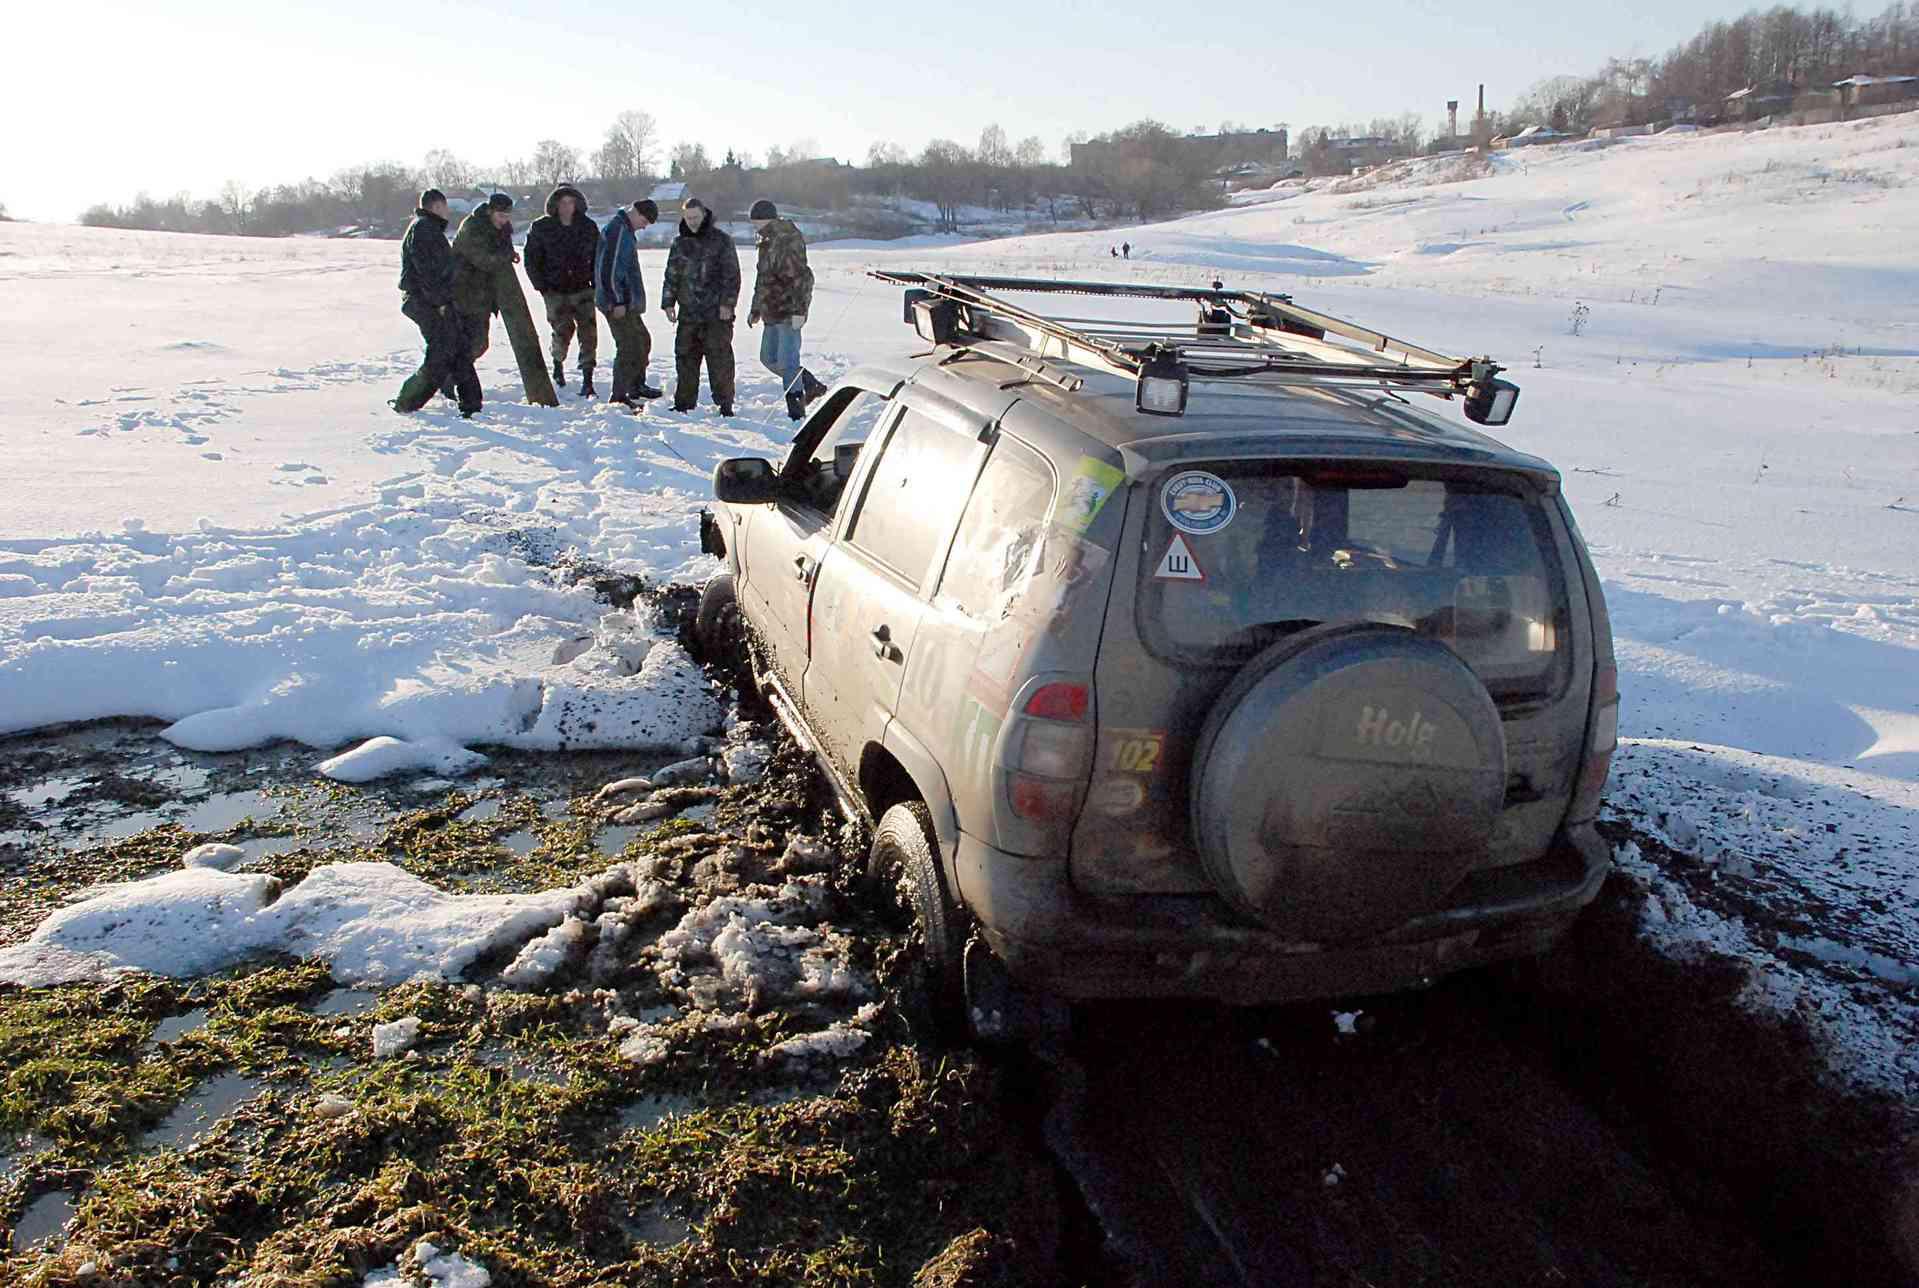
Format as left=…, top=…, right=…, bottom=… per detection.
left=316, top=736, right=488, bottom=784
left=181, top=842, right=247, bottom=871
left=413, top=1241, right=491, bottom=1288
left=0, top=868, right=279, bottom=987
left=372, top=1016, right=422, bottom=1058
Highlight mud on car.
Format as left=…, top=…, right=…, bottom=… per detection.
left=697, top=274, right=1618, bottom=1035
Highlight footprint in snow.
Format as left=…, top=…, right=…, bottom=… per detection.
left=279, top=462, right=316, bottom=472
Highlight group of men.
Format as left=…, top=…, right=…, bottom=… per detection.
left=392, top=185, right=824, bottom=421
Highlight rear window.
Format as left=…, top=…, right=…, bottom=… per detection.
left=1138, top=463, right=1571, bottom=702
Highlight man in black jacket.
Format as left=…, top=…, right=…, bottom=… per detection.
left=391, top=189, right=481, bottom=416
left=525, top=184, right=601, bottom=397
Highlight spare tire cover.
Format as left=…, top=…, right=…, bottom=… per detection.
left=1190, top=624, right=1507, bottom=941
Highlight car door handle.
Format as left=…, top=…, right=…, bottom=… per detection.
left=794, top=555, right=813, bottom=582
left=870, top=624, right=900, bottom=662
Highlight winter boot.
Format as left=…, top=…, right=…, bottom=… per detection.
left=800, top=368, right=829, bottom=405
left=552, top=358, right=567, bottom=389
left=785, top=391, right=806, bottom=421
left=634, top=382, right=663, bottom=401
left=440, top=376, right=457, bottom=400
left=579, top=364, right=597, bottom=398
left=719, top=403, right=735, bottom=418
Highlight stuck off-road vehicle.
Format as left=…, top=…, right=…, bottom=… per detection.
left=698, top=274, right=1617, bottom=1032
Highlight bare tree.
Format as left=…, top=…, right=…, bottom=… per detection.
left=494, top=155, right=536, bottom=186
left=1014, top=136, right=1048, bottom=168
left=867, top=140, right=908, bottom=167
left=596, top=110, right=659, bottom=181
left=422, top=148, right=475, bottom=192
left=669, top=142, right=714, bottom=180
left=218, top=180, right=253, bottom=234
left=532, top=140, right=582, bottom=187
left=913, top=139, right=976, bottom=232
left=977, top=123, right=1013, bottom=168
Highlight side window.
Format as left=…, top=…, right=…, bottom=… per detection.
left=846, top=409, right=979, bottom=584
left=782, top=390, right=890, bottom=518
left=937, top=437, right=1055, bottom=619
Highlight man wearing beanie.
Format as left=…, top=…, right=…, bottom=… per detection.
left=450, top=192, right=519, bottom=370
left=391, top=189, right=482, bottom=417
left=525, top=184, right=601, bottom=397
left=746, top=199, right=825, bottom=421
left=594, top=199, right=662, bottom=409
left=661, top=197, right=742, bottom=416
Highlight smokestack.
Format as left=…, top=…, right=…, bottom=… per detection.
left=1447, top=100, right=1459, bottom=140
left=1476, top=84, right=1487, bottom=145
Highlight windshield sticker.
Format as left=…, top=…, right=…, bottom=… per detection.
left=1060, top=458, right=1126, bottom=533
left=1154, top=533, right=1207, bottom=582
left=1161, top=471, right=1237, bottom=535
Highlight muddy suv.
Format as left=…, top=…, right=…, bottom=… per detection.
left=698, top=275, right=1617, bottom=1030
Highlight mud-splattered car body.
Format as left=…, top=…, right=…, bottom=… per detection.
left=701, top=348, right=1618, bottom=1011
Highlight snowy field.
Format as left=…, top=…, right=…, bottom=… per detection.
left=3, top=115, right=1918, bottom=1097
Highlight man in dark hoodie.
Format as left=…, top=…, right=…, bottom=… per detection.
left=594, top=199, right=662, bottom=409
left=451, top=193, right=519, bottom=369
left=391, top=189, right=481, bottom=416
left=661, top=197, right=741, bottom=416
left=525, top=184, right=601, bottom=396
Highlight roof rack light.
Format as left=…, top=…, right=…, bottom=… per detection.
left=1136, top=346, right=1189, bottom=417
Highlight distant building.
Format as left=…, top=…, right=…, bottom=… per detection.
left=1491, top=124, right=1577, bottom=150
left=1071, top=127, right=1288, bottom=170
left=649, top=181, right=687, bottom=205
left=1833, top=74, right=1919, bottom=113
left=1724, top=84, right=1795, bottom=120
left=1323, top=136, right=1403, bottom=170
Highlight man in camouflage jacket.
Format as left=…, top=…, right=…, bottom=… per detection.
left=392, top=190, right=482, bottom=416
left=451, top=192, right=519, bottom=368
left=661, top=197, right=741, bottom=415
left=745, top=199, right=825, bottom=421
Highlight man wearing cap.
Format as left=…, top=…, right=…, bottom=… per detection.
left=745, top=199, right=826, bottom=421
left=391, top=189, right=481, bottom=417
left=450, top=192, right=520, bottom=371
left=525, top=184, right=601, bottom=397
left=594, top=199, right=663, bottom=409
left=661, top=197, right=741, bottom=416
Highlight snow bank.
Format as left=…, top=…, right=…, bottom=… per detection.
left=0, top=860, right=604, bottom=989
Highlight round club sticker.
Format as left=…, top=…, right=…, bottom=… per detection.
left=1161, top=471, right=1237, bottom=535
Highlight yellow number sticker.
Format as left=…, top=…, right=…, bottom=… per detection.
left=1107, top=730, right=1165, bottom=775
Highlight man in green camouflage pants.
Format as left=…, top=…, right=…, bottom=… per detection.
left=661, top=197, right=742, bottom=416
left=451, top=193, right=519, bottom=367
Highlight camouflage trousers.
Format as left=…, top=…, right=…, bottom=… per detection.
left=543, top=289, right=598, bottom=368
left=673, top=318, right=736, bottom=410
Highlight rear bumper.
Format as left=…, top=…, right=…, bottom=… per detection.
left=954, top=825, right=1610, bottom=1004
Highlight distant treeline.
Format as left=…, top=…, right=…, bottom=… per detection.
left=75, top=113, right=1251, bottom=240
left=1506, top=2, right=1919, bottom=131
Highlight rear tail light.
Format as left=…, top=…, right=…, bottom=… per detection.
left=1568, top=662, right=1618, bottom=823
left=1002, top=681, right=1093, bottom=835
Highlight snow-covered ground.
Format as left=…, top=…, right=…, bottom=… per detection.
left=4, top=115, right=1916, bottom=1090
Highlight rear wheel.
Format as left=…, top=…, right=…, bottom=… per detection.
left=869, top=801, right=967, bottom=1037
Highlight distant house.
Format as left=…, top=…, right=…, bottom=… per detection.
left=649, top=181, right=687, bottom=206
left=1323, top=136, right=1403, bottom=171
left=1725, top=84, right=1795, bottom=120
left=1833, top=74, right=1919, bottom=113
left=1491, top=124, right=1576, bottom=150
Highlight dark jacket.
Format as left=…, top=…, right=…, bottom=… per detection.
left=524, top=185, right=599, bottom=295
left=452, top=207, right=515, bottom=317
left=398, top=208, right=455, bottom=309
left=662, top=216, right=741, bottom=324
left=749, top=217, right=814, bottom=324
left=595, top=213, right=647, bottom=313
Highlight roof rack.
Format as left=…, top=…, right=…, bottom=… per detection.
left=869, top=271, right=1520, bottom=427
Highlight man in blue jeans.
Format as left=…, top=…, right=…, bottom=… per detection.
left=745, top=199, right=827, bottom=421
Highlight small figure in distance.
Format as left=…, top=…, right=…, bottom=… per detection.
left=390, top=188, right=481, bottom=418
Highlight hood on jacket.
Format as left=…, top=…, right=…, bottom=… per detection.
left=545, top=185, right=588, bottom=219
left=758, top=216, right=801, bottom=243
left=679, top=215, right=715, bottom=239
left=413, top=207, right=448, bottom=230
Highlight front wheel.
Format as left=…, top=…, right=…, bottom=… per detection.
left=694, top=572, right=745, bottom=668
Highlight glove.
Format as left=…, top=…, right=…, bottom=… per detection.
left=719, top=305, right=735, bottom=322
left=612, top=305, right=627, bottom=320
left=747, top=310, right=761, bottom=328
left=664, top=305, right=678, bottom=323
left=789, top=313, right=806, bottom=329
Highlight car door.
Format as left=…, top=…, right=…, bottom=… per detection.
left=804, top=399, right=988, bottom=778
left=736, top=387, right=896, bottom=700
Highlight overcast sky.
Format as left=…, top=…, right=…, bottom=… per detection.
left=6, top=0, right=1748, bottom=222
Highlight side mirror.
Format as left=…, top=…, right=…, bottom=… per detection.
left=713, top=457, right=777, bottom=504
left=833, top=443, right=863, bottom=481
